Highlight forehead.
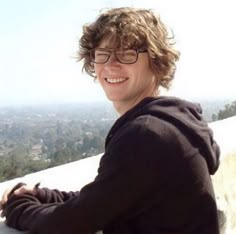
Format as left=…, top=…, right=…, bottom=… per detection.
left=98, top=35, right=121, bottom=49
left=97, top=31, right=144, bottom=49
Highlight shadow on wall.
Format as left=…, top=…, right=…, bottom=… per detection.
left=212, top=153, right=236, bottom=234
left=209, top=116, right=236, bottom=234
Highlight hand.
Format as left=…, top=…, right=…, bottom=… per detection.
left=0, top=187, right=12, bottom=215
left=0, top=183, right=40, bottom=217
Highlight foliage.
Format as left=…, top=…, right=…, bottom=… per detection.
left=0, top=148, right=50, bottom=182
left=212, top=100, right=236, bottom=121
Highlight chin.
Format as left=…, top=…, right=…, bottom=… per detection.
left=106, top=94, right=120, bottom=102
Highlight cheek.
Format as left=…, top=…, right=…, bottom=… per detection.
left=94, top=64, right=99, bottom=75
left=94, top=64, right=101, bottom=78
left=94, top=65, right=104, bottom=84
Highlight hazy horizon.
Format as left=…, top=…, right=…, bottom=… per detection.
left=0, top=95, right=235, bottom=110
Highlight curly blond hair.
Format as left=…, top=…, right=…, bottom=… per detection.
left=77, top=7, right=180, bottom=89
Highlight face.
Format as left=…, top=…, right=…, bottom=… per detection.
left=94, top=40, right=157, bottom=114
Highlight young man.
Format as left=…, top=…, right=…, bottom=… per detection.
left=0, top=7, right=220, bottom=234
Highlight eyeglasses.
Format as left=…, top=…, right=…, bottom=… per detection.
left=89, top=48, right=147, bottom=64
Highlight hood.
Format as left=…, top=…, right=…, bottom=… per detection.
left=143, top=96, right=220, bottom=175
left=109, top=96, right=220, bottom=175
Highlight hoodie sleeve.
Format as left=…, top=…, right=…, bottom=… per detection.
left=34, top=187, right=80, bottom=203
left=2, top=183, right=80, bottom=231
left=3, top=182, right=79, bottom=204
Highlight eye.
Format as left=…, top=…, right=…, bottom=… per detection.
left=96, top=52, right=108, bottom=57
left=116, top=50, right=136, bottom=56
left=124, top=50, right=136, bottom=56
left=116, top=50, right=136, bottom=59
left=95, top=49, right=110, bottom=57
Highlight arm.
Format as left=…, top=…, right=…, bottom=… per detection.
left=1, top=182, right=79, bottom=206
left=34, top=187, right=80, bottom=203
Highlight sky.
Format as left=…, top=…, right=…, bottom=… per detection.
left=0, top=0, right=235, bottom=106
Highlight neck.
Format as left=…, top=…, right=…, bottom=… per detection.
left=112, top=82, right=159, bottom=115
left=113, top=93, right=158, bottom=116
left=113, top=101, right=132, bottom=116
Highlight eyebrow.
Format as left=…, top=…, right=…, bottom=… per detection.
left=97, top=47, right=134, bottom=51
left=98, top=45, right=116, bottom=49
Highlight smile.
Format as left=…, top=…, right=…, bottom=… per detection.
left=105, top=77, right=128, bottom=84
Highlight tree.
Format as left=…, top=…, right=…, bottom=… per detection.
left=50, top=147, right=72, bottom=167
left=0, top=144, right=49, bottom=182
left=212, top=100, right=236, bottom=121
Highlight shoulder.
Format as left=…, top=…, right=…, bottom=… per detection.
left=111, top=114, right=176, bottom=147
left=134, top=115, right=179, bottom=144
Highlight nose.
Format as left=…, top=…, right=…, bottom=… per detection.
left=106, top=52, right=120, bottom=65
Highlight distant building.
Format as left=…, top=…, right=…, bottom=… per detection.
left=30, top=144, right=43, bottom=160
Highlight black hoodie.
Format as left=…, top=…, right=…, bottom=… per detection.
left=2, top=96, right=220, bottom=234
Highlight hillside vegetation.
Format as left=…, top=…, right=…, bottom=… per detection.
left=212, top=99, right=236, bottom=121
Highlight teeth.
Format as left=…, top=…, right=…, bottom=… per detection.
left=105, top=78, right=127, bottom=84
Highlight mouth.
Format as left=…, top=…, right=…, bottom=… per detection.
left=105, top=77, right=128, bottom=84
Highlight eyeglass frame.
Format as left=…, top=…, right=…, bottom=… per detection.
left=89, top=48, right=148, bottom=64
